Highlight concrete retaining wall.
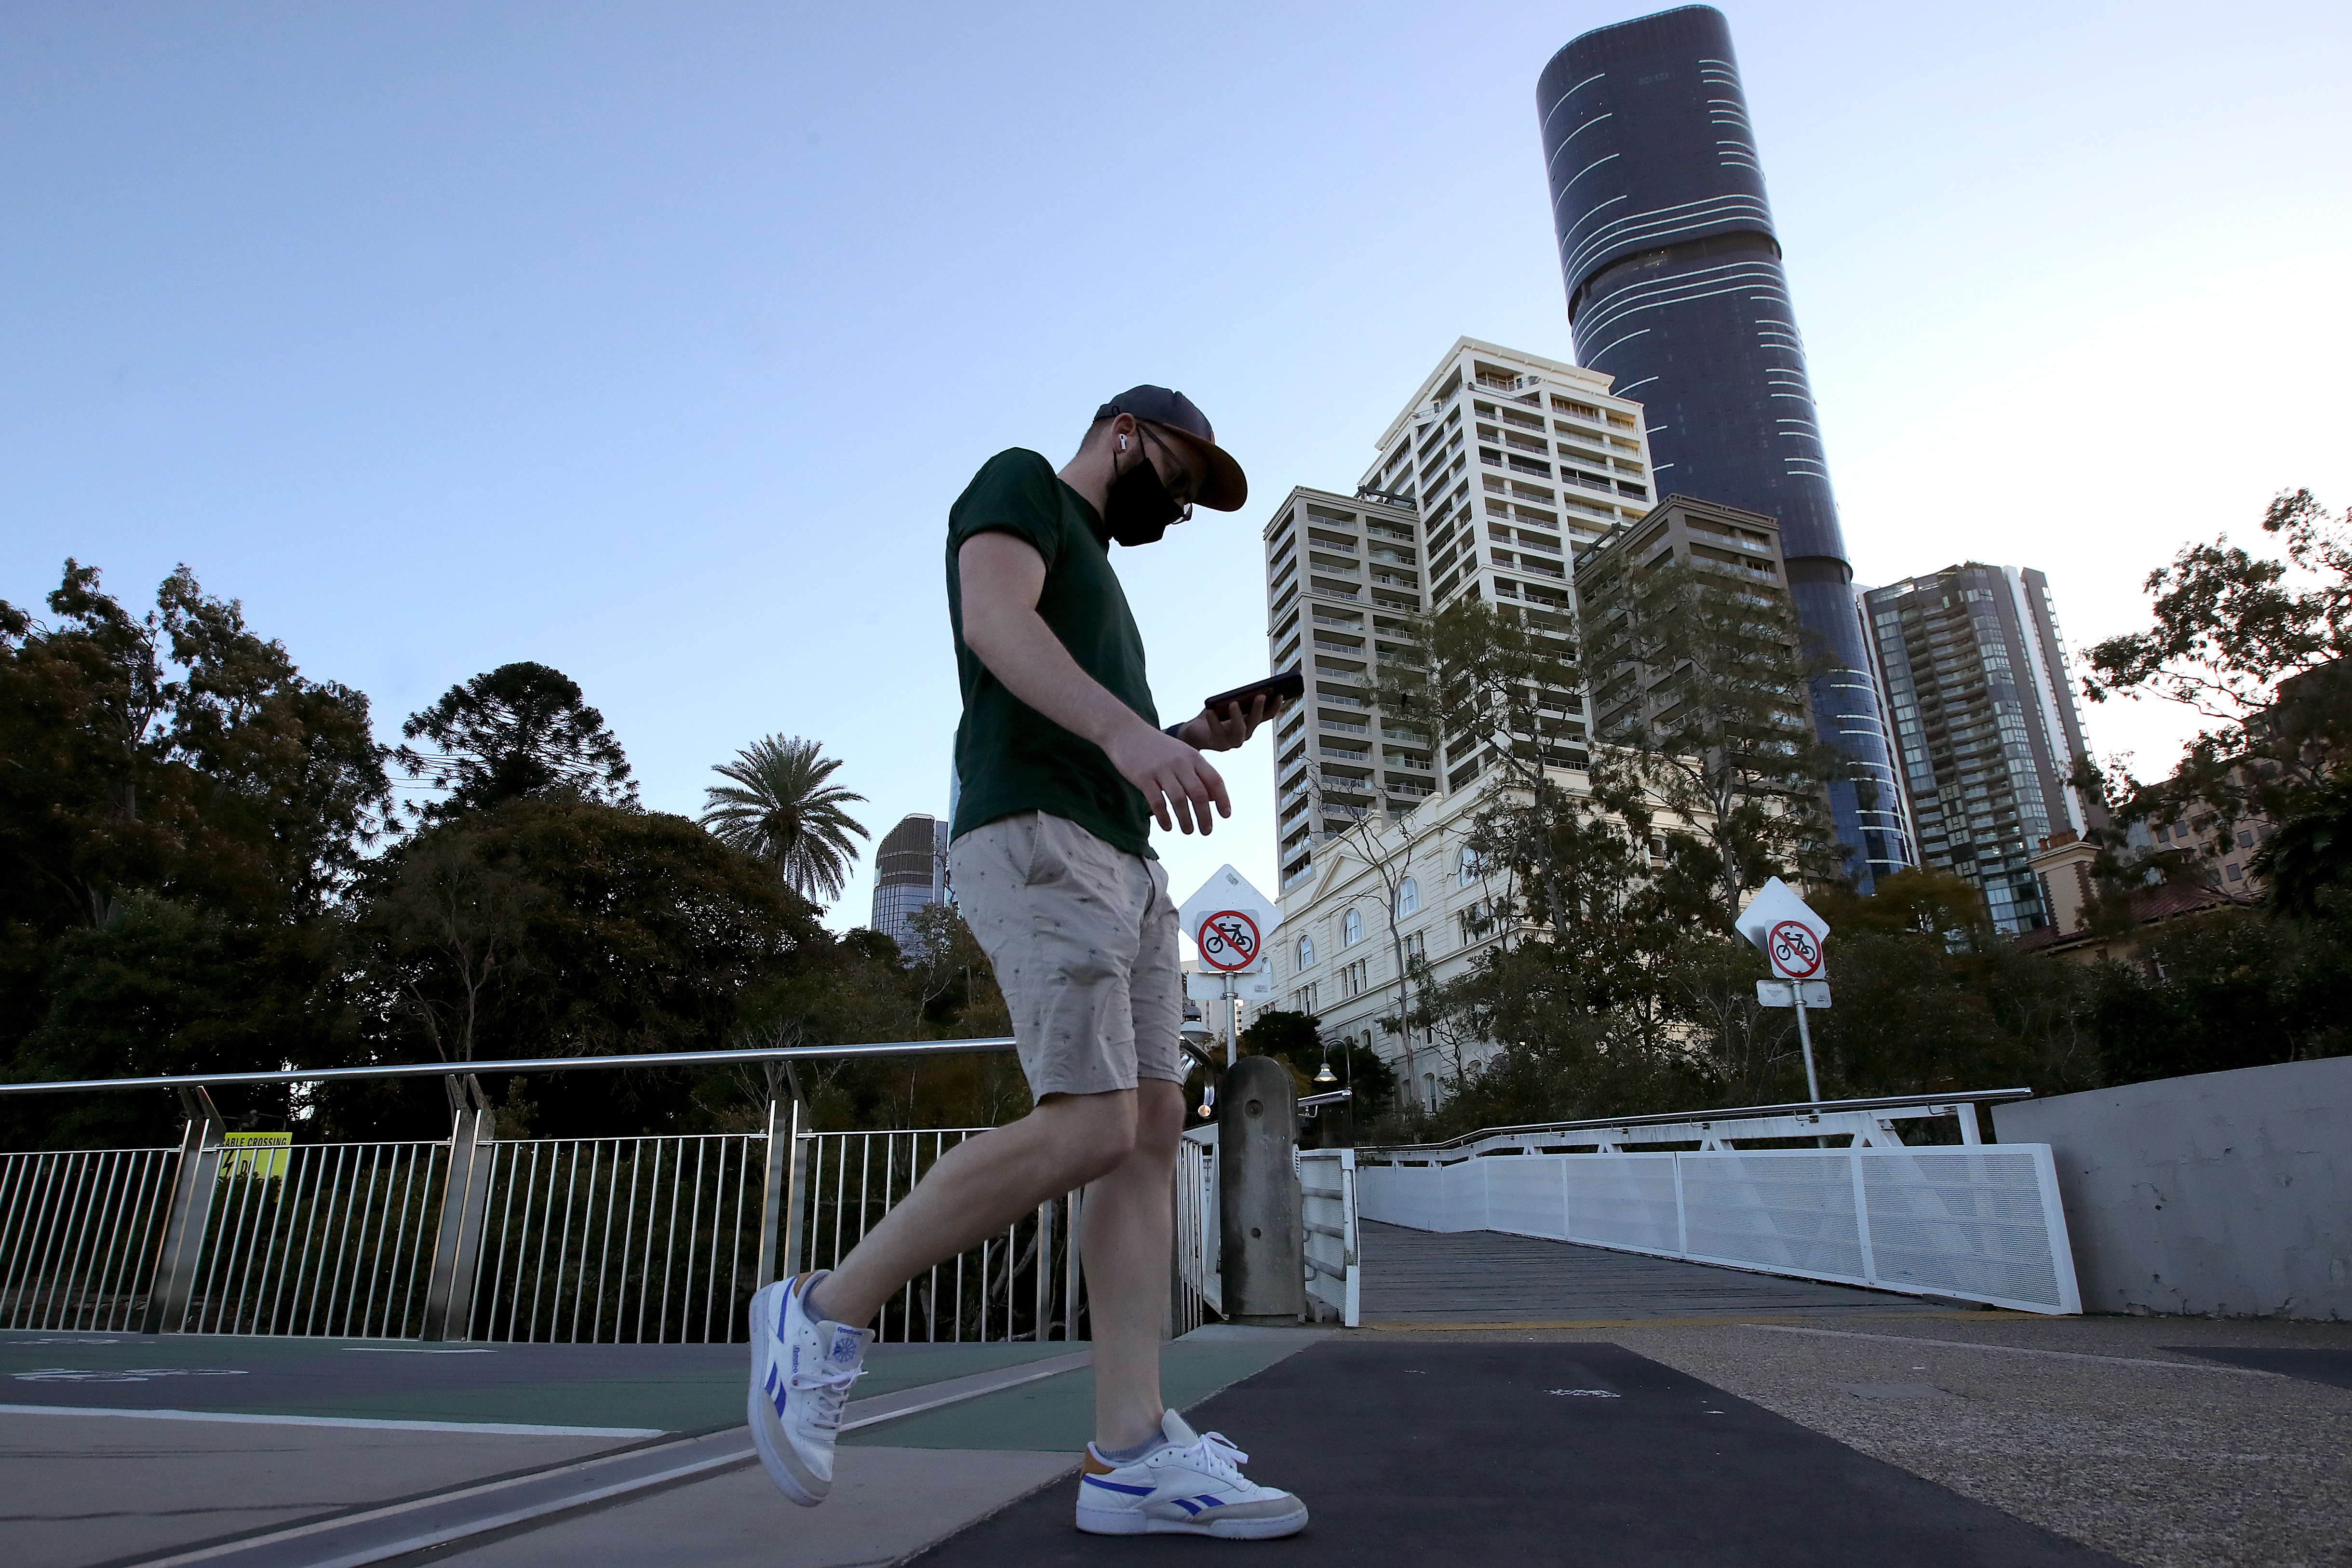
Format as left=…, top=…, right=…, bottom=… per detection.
left=1993, top=1056, right=2350, bottom=1319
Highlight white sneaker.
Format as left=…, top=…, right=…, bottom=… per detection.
left=747, top=1271, right=868, bottom=1506
left=1075, top=1409, right=1309, bottom=1539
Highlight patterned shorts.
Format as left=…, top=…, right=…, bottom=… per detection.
left=947, top=812, right=1183, bottom=1099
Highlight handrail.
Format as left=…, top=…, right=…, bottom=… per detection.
left=1361, top=1087, right=2034, bottom=1156
left=0, top=1037, right=1021, bottom=1096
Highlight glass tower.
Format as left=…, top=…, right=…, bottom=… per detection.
left=1536, top=5, right=1908, bottom=887
left=1862, top=565, right=2104, bottom=934
left=869, top=813, right=950, bottom=955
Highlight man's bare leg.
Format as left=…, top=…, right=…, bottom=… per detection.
left=808, top=1089, right=1139, bottom=1330
left=1079, top=1079, right=1185, bottom=1451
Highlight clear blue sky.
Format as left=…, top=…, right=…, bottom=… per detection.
left=7, top=0, right=2348, bottom=930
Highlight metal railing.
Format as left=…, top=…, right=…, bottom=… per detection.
left=463, top=1133, right=767, bottom=1344
left=801, top=1128, right=1084, bottom=1345
left=1299, top=1149, right=1359, bottom=1327
left=1357, top=1088, right=2077, bottom=1316
left=178, top=1139, right=448, bottom=1338
left=1174, top=1129, right=1218, bottom=1332
left=0, top=1041, right=1052, bottom=1344
left=0, top=1147, right=177, bottom=1331
left=1362, top=1088, right=2037, bottom=1163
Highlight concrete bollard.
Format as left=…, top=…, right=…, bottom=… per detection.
left=1218, top=1056, right=1306, bottom=1325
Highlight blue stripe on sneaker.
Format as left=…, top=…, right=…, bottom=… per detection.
left=1081, top=1476, right=1155, bottom=1496
left=1196, top=1495, right=1224, bottom=1507
left=1171, top=1498, right=1201, bottom=1515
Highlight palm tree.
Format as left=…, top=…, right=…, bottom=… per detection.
left=700, top=735, right=871, bottom=904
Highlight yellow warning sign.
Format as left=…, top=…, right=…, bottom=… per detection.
left=220, top=1131, right=291, bottom=1179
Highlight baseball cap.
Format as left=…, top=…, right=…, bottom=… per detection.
left=1094, top=385, right=1249, bottom=511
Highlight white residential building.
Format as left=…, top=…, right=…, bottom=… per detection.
left=1259, top=338, right=1660, bottom=1109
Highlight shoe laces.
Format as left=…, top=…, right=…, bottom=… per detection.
left=1173, top=1430, right=1249, bottom=1484
left=785, top=1363, right=864, bottom=1432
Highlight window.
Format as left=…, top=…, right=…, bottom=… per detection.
left=1458, top=844, right=1483, bottom=880
left=1396, top=876, right=1420, bottom=916
left=1458, top=900, right=1490, bottom=942
left=1342, top=908, right=1362, bottom=946
left=2226, top=863, right=2243, bottom=881
left=1296, top=936, right=1315, bottom=970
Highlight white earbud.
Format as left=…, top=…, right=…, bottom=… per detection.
left=1118, top=435, right=1129, bottom=451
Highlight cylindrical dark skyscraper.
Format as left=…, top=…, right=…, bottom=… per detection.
left=1538, top=5, right=1908, bottom=886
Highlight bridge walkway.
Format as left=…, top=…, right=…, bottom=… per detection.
left=1354, top=1218, right=1956, bottom=1327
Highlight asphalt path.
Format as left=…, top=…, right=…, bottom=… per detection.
left=2163, top=1345, right=2352, bottom=1388
left=908, top=1338, right=2126, bottom=1567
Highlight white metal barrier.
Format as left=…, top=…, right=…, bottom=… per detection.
left=1174, top=1127, right=1219, bottom=1330
left=1358, top=1144, right=2081, bottom=1315
left=1298, top=1149, right=1359, bottom=1327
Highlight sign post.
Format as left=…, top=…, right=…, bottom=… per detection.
left=1736, top=878, right=1832, bottom=1105
left=1196, top=909, right=1261, bottom=1067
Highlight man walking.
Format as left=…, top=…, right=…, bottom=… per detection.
left=747, top=387, right=1305, bottom=1540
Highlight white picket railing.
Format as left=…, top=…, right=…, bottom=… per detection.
left=1358, top=1143, right=2080, bottom=1315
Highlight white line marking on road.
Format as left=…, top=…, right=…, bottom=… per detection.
left=1743, top=1325, right=2285, bottom=1375
left=0, top=1403, right=664, bottom=1436
left=339, top=1347, right=498, bottom=1354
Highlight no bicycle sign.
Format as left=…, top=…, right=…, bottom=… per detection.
left=1767, top=920, right=1823, bottom=979
left=1737, top=877, right=1831, bottom=982
left=1196, top=909, right=1262, bottom=973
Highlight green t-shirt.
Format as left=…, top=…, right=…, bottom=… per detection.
left=946, top=448, right=1159, bottom=859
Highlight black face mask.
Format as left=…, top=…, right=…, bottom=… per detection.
left=1102, top=439, right=1183, bottom=547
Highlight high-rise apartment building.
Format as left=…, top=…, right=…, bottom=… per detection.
left=1263, top=338, right=1659, bottom=894
left=869, top=812, right=950, bottom=953
left=1536, top=5, right=1908, bottom=887
left=1262, top=340, right=1662, bottom=1107
left=1860, top=566, right=2102, bottom=934
left=1574, top=494, right=1814, bottom=761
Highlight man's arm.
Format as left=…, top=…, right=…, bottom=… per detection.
left=958, top=531, right=1231, bottom=836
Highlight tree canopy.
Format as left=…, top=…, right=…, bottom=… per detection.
left=2080, top=489, right=2351, bottom=860
left=397, top=661, right=637, bottom=824
left=0, top=560, right=1019, bottom=1150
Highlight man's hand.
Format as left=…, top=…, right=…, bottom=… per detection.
left=1106, top=723, right=1231, bottom=836
left=1174, top=693, right=1289, bottom=753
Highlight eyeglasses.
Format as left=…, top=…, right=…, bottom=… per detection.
left=1137, top=425, right=1199, bottom=522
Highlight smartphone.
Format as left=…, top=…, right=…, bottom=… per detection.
left=1200, top=669, right=1304, bottom=715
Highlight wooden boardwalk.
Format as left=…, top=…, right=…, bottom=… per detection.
left=1357, top=1220, right=1952, bottom=1326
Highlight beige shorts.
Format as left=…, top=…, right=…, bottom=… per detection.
left=947, top=812, right=1184, bottom=1100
